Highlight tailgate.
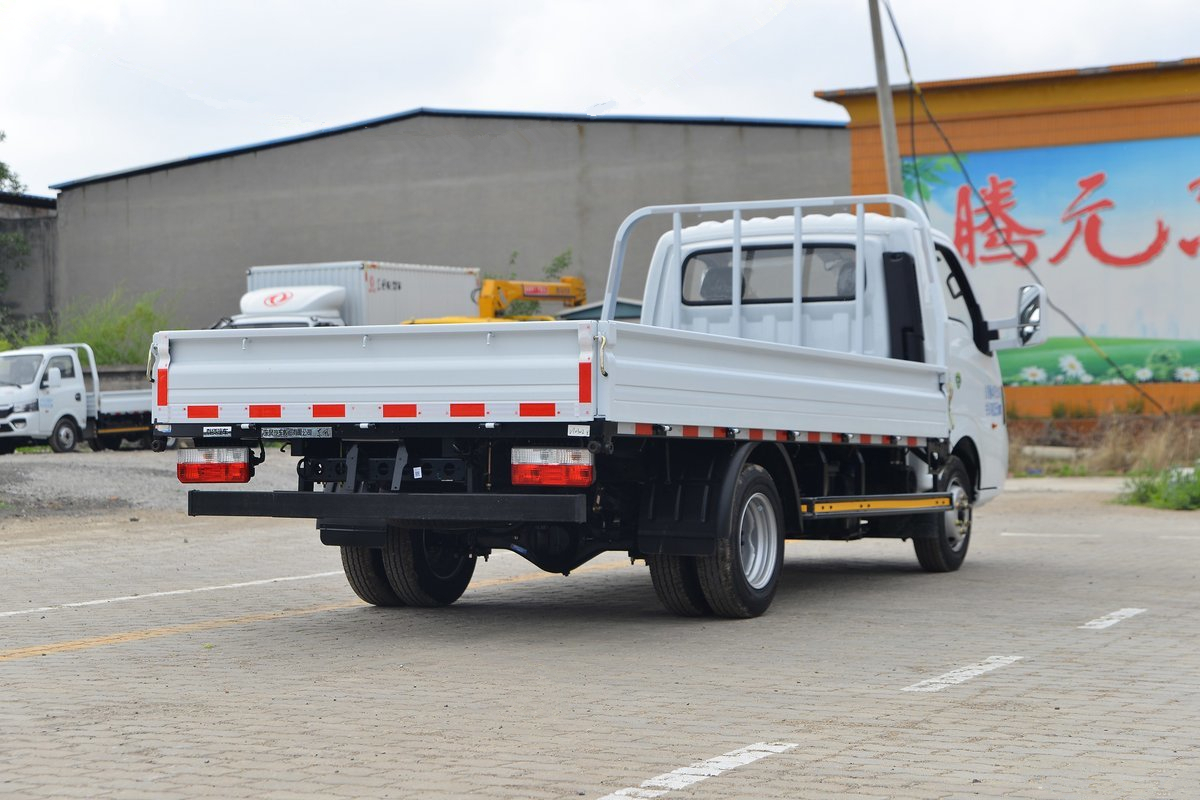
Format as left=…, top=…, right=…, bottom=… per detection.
left=152, top=321, right=597, bottom=426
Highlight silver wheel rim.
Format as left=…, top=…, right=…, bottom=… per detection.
left=738, top=491, right=778, bottom=590
left=943, top=479, right=971, bottom=552
left=57, top=424, right=75, bottom=450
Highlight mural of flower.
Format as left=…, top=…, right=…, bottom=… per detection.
left=1058, top=354, right=1086, bottom=378
left=1135, top=367, right=1154, bottom=382
left=1080, top=373, right=1094, bottom=384
left=1020, top=365, right=1048, bottom=384
left=1176, top=366, right=1200, bottom=383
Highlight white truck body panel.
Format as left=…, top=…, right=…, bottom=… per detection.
left=155, top=318, right=944, bottom=444
left=242, top=261, right=480, bottom=327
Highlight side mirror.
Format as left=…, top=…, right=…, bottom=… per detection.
left=43, top=366, right=63, bottom=389
left=988, top=284, right=1048, bottom=351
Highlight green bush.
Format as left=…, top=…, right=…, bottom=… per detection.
left=0, top=289, right=173, bottom=364
left=1120, top=468, right=1200, bottom=510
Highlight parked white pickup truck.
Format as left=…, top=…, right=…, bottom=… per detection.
left=0, top=343, right=153, bottom=454
left=149, top=195, right=1045, bottom=618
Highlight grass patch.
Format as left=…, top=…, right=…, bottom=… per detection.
left=1119, top=469, right=1200, bottom=510
left=1010, top=416, right=1200, bottom=477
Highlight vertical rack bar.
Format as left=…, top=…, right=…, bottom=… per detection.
left=670, top=212, right=683, bottom=329
left=792, top=206, right=803, bottom=346
left=731, top=209, right=743, bottom=340
left=853, top=203, right=866, bottom=354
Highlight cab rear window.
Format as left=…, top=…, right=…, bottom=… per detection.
left=681, top=246, right=857, bottom=304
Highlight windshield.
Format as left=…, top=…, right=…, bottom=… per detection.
left=0, top=354, right=44, bottom=387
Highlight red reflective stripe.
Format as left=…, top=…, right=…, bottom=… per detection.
left=807, top=432, right=821, bottom=443
left=383, top=403, right=417, bottom=418
left=187, top=405, right=219, bottom=419
left=156, top=368, right=168, bottom=406
left=861, top=434, right=873, bottom=445
left=312, top=403, right=345, bottom=418
left=682, top=425, right=699, bottom=438
left=249, top=404, right=281, bottom=419
left=634, top=423, right=654, bottom=436
left=450, top=403, right=486, bottom=417
left=908, top=437, right=919, bottom=447
left=578, top=362, right=592, bottom=404
left=519, top=402, right=556, bottom=417
left=776, top=430, right=789, bottom=442
left=749, top=429, right=764, bottom=441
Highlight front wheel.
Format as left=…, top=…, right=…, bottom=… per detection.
left=49, top=417, right=79, bottom=453
left=696, top=464, right=784, bottom=618
left=914, top=456, right=973, bottom=572
left=382, top=527, right=476, bottom=607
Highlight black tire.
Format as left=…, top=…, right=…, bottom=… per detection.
left=647, top=554, right=713, bottom=617
left=914, top=456, right=973, bottom=572
left=340, top=545, right=406, bottom=606
left=696, top=463, right=785, bottom=619
left=382, top=527, right=475, bottom=607
left=86, top=436, right=105, bottom=452
left=49, top=417, right=79, bottom=453
left=0, top=440, right=15, bottom=456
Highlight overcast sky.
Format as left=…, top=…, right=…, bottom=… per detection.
left=2, top=0, right=1197, bottom=196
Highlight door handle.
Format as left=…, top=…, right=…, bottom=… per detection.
left=75, top=393, right=81, bottom=401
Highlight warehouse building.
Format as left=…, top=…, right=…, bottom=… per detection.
left=50, top=109, right=849, bottom=328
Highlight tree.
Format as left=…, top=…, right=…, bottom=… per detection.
left=0, top=129, right=31, bottom=300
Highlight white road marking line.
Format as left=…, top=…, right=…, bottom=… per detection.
left=0, top=571, right=343, bottom=618
left=901, top=655, right=1024, bottom=693
left=1079, top=607, right=1147, bottom=629
left=597, top=741, right=797, bottom=800
left=1000, top=532, right=1102, bottom=538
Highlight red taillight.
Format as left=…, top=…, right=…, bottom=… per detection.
left=511, top=463, right=594, bottom=487
left=511, top=447, right=594, bottom=487
left=177, top=448, right=252, bottom=483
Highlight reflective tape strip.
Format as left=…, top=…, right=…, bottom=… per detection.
left=187, top=405, right=219, bottom=420
left=382, top=403, right=418, bottom=418
left=156, top=368, right=169, bottom=407
left=312, top=403, right=345, bottom=418
left=519, top=402, right=556, bottom=417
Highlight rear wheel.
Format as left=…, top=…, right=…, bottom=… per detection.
left=647, top=554, right=712, bottom=617
left=49, top=417, right=79, bottom=453
left=340, top=545, right=405, bottom=606
left=0, top=440, right=15, bottom=456
left=696, top=464, right=784, bottom=618
left=914, top=456, right=973, bottom=572
left=383, top=527, right=475, bottom=607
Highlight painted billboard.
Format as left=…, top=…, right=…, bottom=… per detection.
left=904, top=135, right=1200, bottom=389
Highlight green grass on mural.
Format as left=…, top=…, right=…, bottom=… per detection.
left=997, top=337, right=1200, bottom=386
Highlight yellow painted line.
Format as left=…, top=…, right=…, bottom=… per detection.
left=813, top=497, right=951, bottom=514
left=0, top=558, right=636, bottom=662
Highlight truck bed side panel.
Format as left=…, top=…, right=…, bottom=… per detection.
left=598, top=322, right=948, bottom=439
left=158, top=322, right=596, bottom=425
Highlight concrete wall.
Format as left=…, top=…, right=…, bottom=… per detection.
left=0, top=216, right=56, bottom=318
left=55, top=114, right=848, bottom=328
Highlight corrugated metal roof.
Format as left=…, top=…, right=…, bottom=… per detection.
left=51, top=107, right=846, bottom=191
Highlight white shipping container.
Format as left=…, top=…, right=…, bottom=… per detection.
left=246, top=261, right=480, bottom=326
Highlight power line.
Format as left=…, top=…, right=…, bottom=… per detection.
left=880, top=0, right=1169, bottom=416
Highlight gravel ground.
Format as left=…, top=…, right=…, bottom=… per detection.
left=0, top=447, right=298, bottom=519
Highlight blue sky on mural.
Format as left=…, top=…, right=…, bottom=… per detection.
left=911, top=134, right=1200, bottom=268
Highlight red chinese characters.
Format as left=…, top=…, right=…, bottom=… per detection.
left=1047, top=172, right=1169, bottom=267
left=954, top=176, right=1044, bottom=266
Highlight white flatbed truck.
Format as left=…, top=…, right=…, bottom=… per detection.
left=0, top=343, right=153, bottom=454
left=149, top=195, right=1045, bottom=617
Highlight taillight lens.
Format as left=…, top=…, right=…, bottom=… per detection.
left=511, top=446, right=594, bottom=487
left=178, top=447, right=252, bottom=483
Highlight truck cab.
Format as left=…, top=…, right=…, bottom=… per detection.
left=0, top=346, right=88, bottom=453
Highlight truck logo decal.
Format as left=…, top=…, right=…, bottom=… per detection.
left=264, top=291, right=294, bottom=307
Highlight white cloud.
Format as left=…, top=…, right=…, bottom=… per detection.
left=1, top=0, right=1197, bottom=195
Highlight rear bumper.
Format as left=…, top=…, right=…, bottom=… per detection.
left=187, top=490, right=588, bottom=525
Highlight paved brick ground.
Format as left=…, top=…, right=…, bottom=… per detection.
left=1, top=469, right=1197, bottom=798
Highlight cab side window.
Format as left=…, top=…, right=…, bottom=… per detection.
left=47, top=356, right=75, bottom=379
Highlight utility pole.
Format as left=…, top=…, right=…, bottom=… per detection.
left=868, top=0, right=904, bottom=196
